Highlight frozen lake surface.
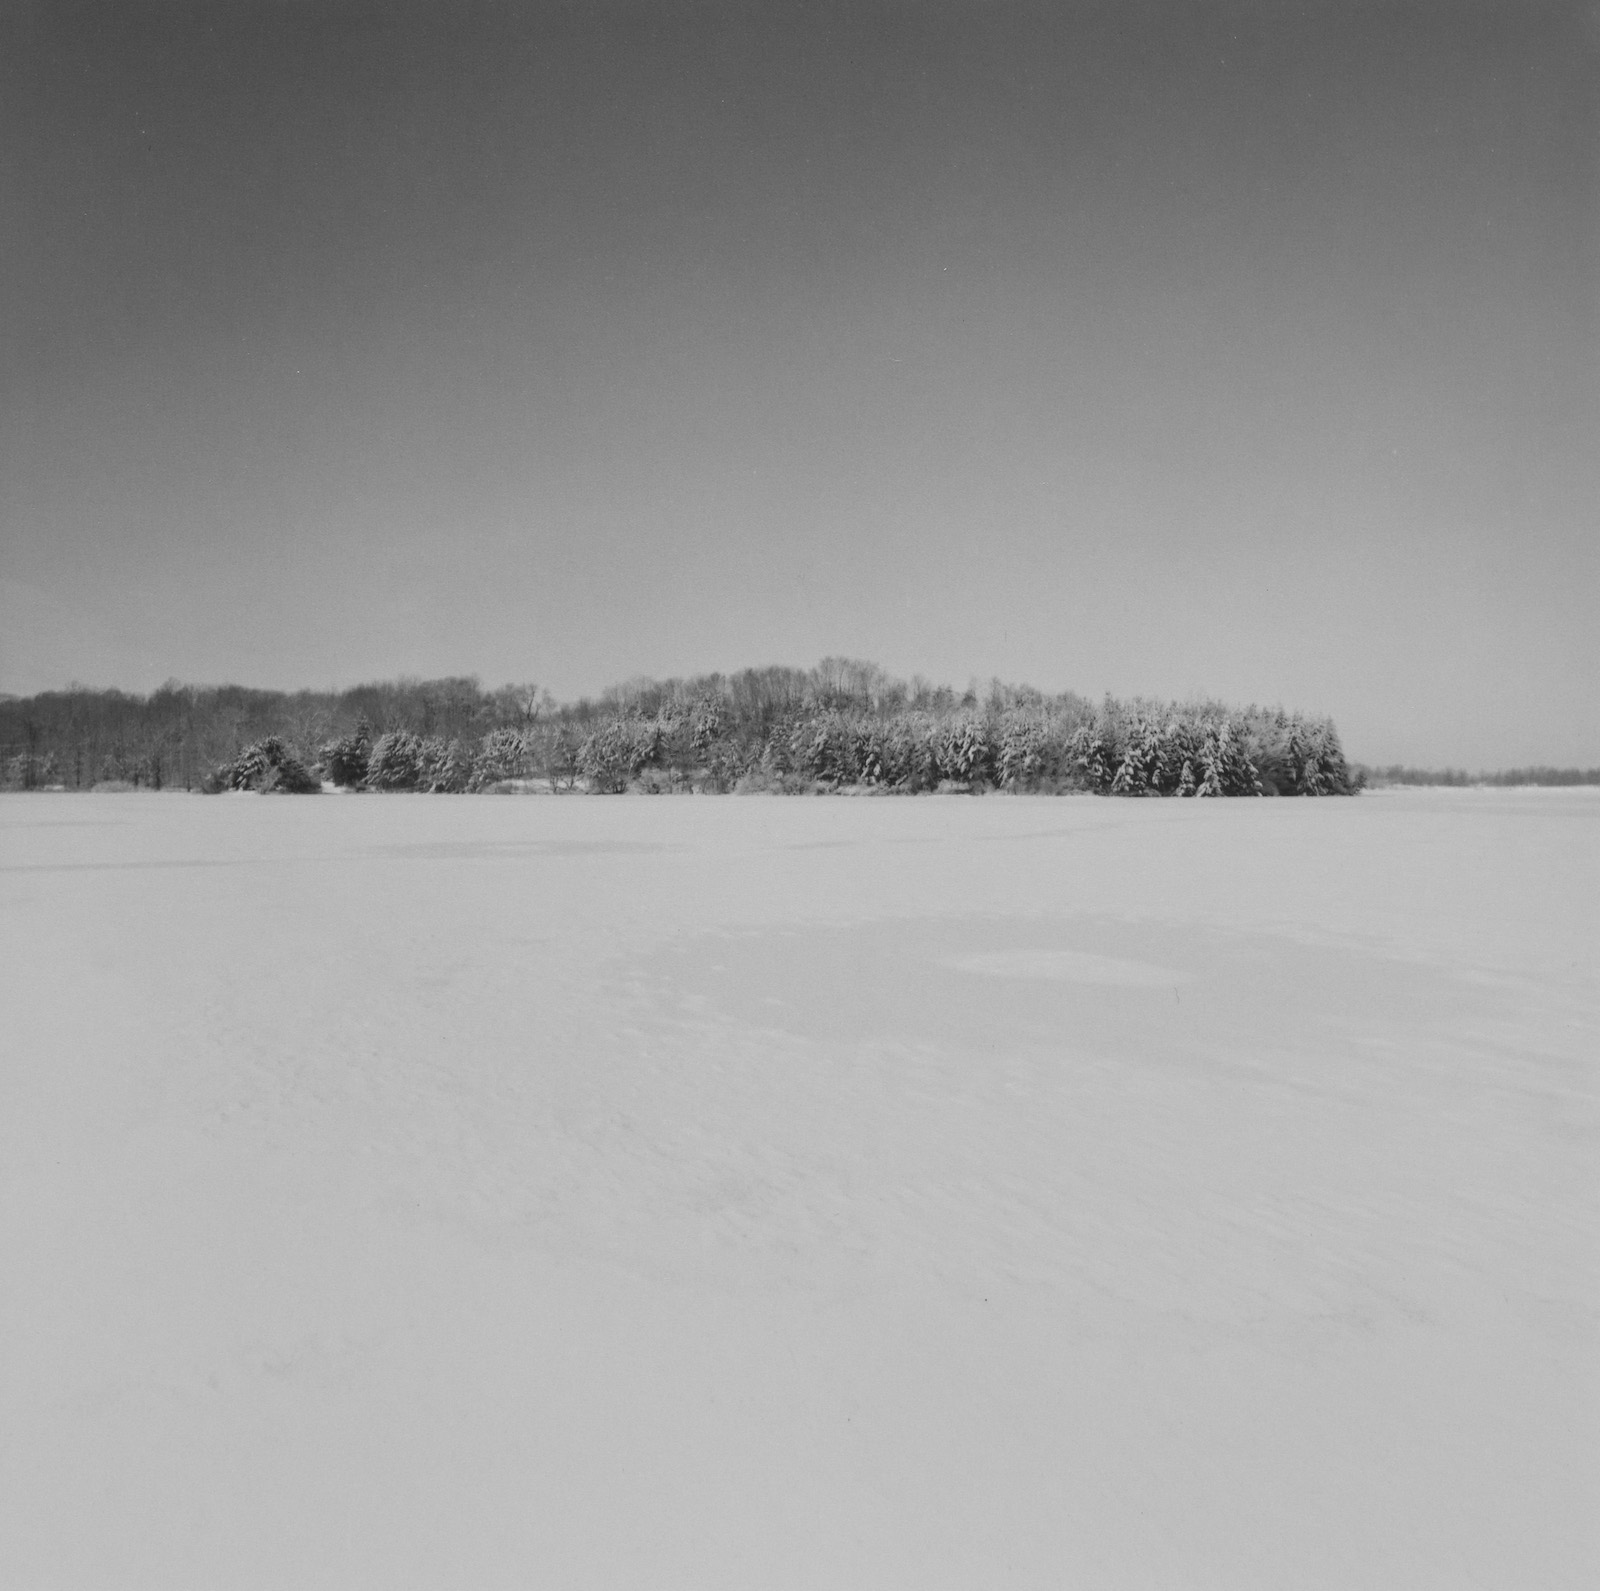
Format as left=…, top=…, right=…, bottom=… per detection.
left=2, top=788, right=1595, bottom=1587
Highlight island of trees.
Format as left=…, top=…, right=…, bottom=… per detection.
left=1, top=660, right=1367, bottom=797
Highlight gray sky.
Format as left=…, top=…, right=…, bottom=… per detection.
left=3, top=0, right=1595, bottom=765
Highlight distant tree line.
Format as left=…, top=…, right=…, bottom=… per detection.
left=0, top=659, right=1362, bottom=796
left=1356, top=764, right=1600, bottom=788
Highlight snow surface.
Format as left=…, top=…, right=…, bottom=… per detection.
left=2, top=787, right=1595, bottom=1589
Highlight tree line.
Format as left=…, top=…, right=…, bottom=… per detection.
left=1356, top=765, right=1600, bottom=788
left=1, top=660, right=1360, bottom=796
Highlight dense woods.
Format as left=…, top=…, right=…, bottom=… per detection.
left=0, top=661, right=1366, bottom=797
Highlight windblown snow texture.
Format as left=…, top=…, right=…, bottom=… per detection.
left=2, top=789, right=1595, bottom=1587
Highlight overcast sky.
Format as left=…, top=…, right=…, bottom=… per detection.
left=3, top=1, right=1595, bottom=765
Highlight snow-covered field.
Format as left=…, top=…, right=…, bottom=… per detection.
left=2, top=788, right=1595, bottom=1588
